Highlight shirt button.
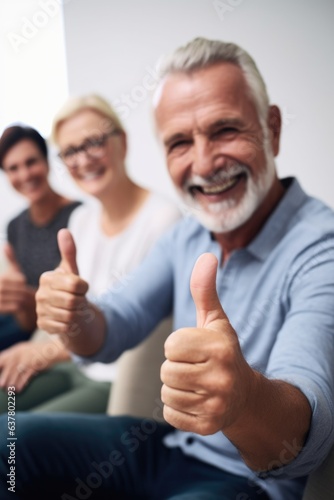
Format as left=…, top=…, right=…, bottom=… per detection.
left=186, top=437, right=194, bottom=445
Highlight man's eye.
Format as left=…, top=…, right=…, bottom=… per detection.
left=212, top=127, right=237, bottom=139
left=169, top=140, right=190, bottom=153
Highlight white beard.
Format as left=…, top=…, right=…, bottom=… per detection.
left=178, top=152, right=276, bottom=234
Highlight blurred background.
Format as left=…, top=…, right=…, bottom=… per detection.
left=1, top=0, right=334, bottom=246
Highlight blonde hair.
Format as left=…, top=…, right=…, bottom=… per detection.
left=51, top=94, right=125, bottom=144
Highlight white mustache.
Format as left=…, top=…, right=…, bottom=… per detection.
left=183, top=163, right=249, bottom=190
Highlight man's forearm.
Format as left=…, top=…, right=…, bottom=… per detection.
left=223, top=371, right=312, bottom=472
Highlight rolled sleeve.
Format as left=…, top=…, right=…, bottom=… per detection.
left=257, top=377, right=334, bottom=479
left=264, top=240, right=334, bottom=477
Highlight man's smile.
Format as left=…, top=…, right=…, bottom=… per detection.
left=189, top=172, right=246, bottom=199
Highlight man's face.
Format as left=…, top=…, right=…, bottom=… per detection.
left=155, top=63, right=279, bottom=233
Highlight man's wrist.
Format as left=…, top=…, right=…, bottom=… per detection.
left=222, top=371, right=311, bottom=471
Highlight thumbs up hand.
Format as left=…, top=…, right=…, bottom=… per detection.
left=36, top=229, right=89, bottom=336
left=161, top=253, right=255, bottom=436
left=0, top=243, right=38, bottom=330
left=57, top=228, right=79, bottom=275
left=0, top=243, right=29, bottom=314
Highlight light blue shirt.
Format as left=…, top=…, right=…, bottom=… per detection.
left=88, top=178, right=334, bottom=500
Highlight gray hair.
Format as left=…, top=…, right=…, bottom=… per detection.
left=154, top=37, right=270, bottom=127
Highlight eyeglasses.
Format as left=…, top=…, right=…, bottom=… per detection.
left=58, top=130, right=121, bottom=168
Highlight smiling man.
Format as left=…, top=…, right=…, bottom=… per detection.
left=1, top=38, right=334, bottom=500
left=154, top=59, right=282, bottom=258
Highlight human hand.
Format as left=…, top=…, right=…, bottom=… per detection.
left=0, top=243, right=37, bottom=330
left=161, top=253, right=255, bottom=435
left=0, top=341, right=55, bottom=392
left=0, top=243, right=30, bottom=314
left=36, top=229, right=89, bottom=336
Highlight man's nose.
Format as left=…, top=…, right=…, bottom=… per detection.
left=191, top=136, right=215, bottom=178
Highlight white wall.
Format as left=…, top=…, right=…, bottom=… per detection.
left=2, top=0, right=333, bottom=250
left=62, top=0, right=334, bottom=208
left=0, top=0, right=84, bottom=250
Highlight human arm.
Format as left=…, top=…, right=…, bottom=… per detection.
left=37, top=221, right=176, bottom=364
left=161, top=253, right=316, bottom=472
left=36, top=229, right=107, bottom=356
left=0, top=337, right=70, bottom=392
left=0, top=243, right=37, bottom=331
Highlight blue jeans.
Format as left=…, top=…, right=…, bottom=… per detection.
left=0, top=413, right=269, bottom=499
left=0, top=314, right=33, bottom=351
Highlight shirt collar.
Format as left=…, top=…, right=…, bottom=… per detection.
left=245, top=177, right=308, bottom=261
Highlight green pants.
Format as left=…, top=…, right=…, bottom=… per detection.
left=0, top=362, right=111, bottom=413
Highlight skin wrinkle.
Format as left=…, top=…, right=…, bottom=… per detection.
left=155, top=63, right=282, bottom=251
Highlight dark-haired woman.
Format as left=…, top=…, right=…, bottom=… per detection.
left=0, top=125, right=80, bottom=350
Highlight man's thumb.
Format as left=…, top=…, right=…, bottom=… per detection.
left=58, top=229, right=79, bottom=275
left=190, top=253, right=227, bottom=328
left=4, top=243, right=21, bottom=273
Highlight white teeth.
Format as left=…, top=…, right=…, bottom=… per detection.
left=82, top=172, right=101, bottom=181
left=201, top=177, right=238, bottom=194
left=80, top=167, right=105, bottom=181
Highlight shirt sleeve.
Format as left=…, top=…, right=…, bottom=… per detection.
left=143, top=196, right=182, bottom=250
left=76, top=226, right=176, bottom=364
left=264, top=236, right=334, bottom=478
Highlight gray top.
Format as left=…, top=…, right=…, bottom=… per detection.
left=7, top=201, right=81, bottom=287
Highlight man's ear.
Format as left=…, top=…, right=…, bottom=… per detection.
left=267, top=105, right=281, bottom=157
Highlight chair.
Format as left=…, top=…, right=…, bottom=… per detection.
left=107, top=316, right=171, bottom=421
